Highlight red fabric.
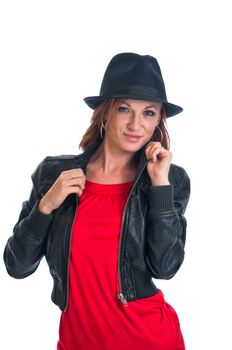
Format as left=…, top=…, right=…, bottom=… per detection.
left=57, top=180, right=185, bottom=350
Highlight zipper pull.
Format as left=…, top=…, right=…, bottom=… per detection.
left=117, top=293, right=128, bottom=306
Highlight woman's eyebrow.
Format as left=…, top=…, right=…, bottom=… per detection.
left=120, top=102, right=160, bottom=110
left=144, top=104, right=159, bottom=110
left=120, top=101, right=131, bottom=107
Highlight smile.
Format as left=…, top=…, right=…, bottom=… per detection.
left=123, top=133, right=143, bottom=142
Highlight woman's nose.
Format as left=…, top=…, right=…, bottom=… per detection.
left=127, top=113, right=141, bottom=130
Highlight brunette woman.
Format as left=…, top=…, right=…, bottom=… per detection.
left=4, top=52, right=190, bottom=350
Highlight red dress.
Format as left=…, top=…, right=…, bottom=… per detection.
left=57, top=180, right=185, bottom=350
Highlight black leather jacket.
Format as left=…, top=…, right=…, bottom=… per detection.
left=3, top=142, right=190, bottom=311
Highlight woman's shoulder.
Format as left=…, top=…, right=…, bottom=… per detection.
left=140, top=162, right=190, bottom=195
left=31, top=153, right=84, bottom=187
left=169, top=163, right=190, bottom=192
left=41, top=154, right=79, bottom=167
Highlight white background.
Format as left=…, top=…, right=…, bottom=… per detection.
left=0, top=1, right=231, bottom=349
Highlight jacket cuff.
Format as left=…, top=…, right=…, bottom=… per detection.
left=148, top=185, right=175, bottom=213
left=26, top=201, right=54, bottom=239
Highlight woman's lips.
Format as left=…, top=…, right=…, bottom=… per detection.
left=123, top=133, right=143, bottom=142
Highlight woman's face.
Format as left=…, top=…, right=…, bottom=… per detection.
left=104, top=99, right=162, bottom=154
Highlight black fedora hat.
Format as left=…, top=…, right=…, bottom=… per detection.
left=84, top=52, right=183, bottom=118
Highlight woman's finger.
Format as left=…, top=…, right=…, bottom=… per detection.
left=145, top=142, right=162, bottom=160
left=68, top=177, right=86, bottom=190
left=61, top=168, right=85, bottom=180
left=147, top=145, right=163, bottom=162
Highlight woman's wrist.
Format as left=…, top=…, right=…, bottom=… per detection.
left=38, top=198, right=53, bottom=215
left=151, top=177, right=170, bottom=187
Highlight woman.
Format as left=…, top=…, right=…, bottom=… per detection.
left=4, top=52, right=190, bottom=350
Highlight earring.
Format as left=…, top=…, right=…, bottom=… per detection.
left=100, top=121, right=105, bottom=139
left=156, top=125, right=163, bottom=144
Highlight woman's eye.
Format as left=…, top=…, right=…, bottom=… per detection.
left=144, top=110, right=155, bottom=117
left=118, top=106, right=129, bottom=112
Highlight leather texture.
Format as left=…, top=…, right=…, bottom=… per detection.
left=3, top=141, right=190, bottom=311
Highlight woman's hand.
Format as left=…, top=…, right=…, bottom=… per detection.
left=39, top=169, right=86, bottom=214
left=145, top=142, right=172, bottom=186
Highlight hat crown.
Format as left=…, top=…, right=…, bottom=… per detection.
left=84, top=52, right=183, bottom=117
left=100, top=53, right=167, bottom=99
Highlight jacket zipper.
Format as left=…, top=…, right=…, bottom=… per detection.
left=117, top=160, right=148, bottom=306
left=64, top=195, right=79, bottom=311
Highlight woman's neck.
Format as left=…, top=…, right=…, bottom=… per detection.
left=86, top=143, right=138, bottom=184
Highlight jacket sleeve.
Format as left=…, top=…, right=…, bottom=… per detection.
left=3, top=161, right=54, bottom=279
left=145, top=166, right=190, bottom=279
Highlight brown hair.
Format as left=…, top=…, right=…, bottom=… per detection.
left=79, top=98, right=170, bottom=150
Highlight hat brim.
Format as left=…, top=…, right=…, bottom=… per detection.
left=83, top=95, right=183, bottom=118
